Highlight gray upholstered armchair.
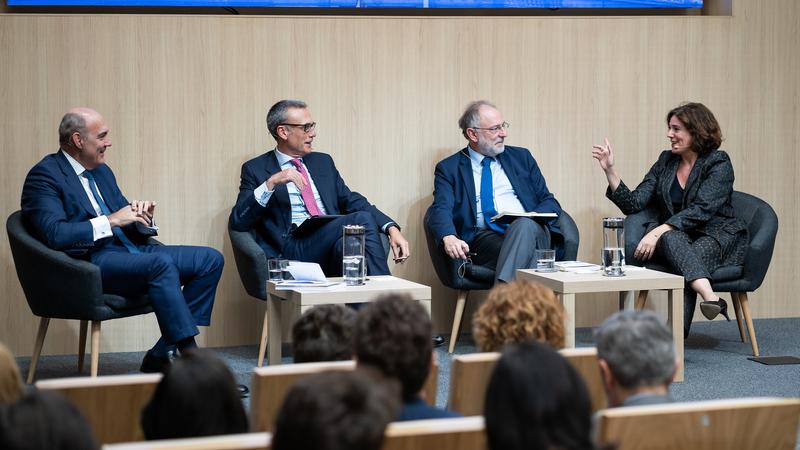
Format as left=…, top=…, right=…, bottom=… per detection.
left=6, top=210, right=155, bottom=382
left=424, top=208, right=580, bottom=352
left=627, top=192, right=778, bottom=356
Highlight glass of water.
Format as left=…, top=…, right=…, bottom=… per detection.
left=535, top=249, right=557, bottom=272
left=268, top=258, right=283, bottom=282
left=343, top=225, right=366, bottom=286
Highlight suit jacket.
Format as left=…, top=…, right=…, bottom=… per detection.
left=607, top=149, right=748, bottom=266
left=397, top=397, right=462, bottom=422
left=427, top=145, right=562, bottom=245
left=229, top=150, right=394, bottom=257
left=21, top=151, right=151, bottom=258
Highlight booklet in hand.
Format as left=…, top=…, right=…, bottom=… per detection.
left=292, top=215, right=343, bottom=238
left=490, top=211, right=558, bottom=225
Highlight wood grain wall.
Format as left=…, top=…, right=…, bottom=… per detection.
left=1, top=0, right=797, bottom=357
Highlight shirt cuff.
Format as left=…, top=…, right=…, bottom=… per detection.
left=382, top=222, right=400, bottom=234
left=90, top=216, right=113, bottom=241
left=254, top=181, right=273, bottom=207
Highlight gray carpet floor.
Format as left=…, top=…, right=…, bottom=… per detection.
left=15, top=317, right=800, bottom=411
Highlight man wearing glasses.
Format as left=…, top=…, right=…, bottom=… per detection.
left=427, top=100, right=563, bottom=283
left=230, top=99, right=410, bottom=276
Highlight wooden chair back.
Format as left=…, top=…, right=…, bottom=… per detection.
left=101, top=432, right=271, bottom=450
left=250, top=360, right=439, bottom=432
left=382, top=416, right=485, bottom=450
left=594, top=397, right=800, bottom=450
left=448, top=347, right=606, bottom=416
left=37, top=373, right=162, bottom=444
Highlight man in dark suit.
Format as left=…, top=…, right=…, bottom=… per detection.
left=229, top=99, right=410, bottom=276
left=21, top=107, right=224, bottom=373
left=427, top=100, right=562, bottom=283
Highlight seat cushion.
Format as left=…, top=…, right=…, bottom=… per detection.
left=710, top=265, right=743, bottom=283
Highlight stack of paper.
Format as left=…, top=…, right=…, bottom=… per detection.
left=554, top=261, right=602, bottom=273
left=274, top=261, right=342, bottom=290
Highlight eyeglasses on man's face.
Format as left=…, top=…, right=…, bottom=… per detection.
left=471, top=121, right=510, bottom=134
left=280, top=122, right=317, bottom=133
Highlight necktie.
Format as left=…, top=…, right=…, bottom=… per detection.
left=480, top=157, right=506, bottom=234
left=83, top=171, right=140, bottom=253
left=288, top=159, right=323, bottom=217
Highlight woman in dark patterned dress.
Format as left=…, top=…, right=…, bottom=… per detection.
left=592, top=102, right=748, bottom=337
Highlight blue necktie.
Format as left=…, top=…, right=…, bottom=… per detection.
left=480, top=157, right=506, bottom=234
left=84, top=171, right=140, bottom=253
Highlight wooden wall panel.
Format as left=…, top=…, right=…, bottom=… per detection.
left=1, top=0, right=797, bottom=356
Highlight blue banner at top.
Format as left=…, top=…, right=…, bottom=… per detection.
left=7, top=0, right=703, bottom=8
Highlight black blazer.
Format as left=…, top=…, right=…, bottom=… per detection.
left=607, top=149, right=748, bottom=266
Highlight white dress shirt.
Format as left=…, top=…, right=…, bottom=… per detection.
left=466, top=147, right=525, bottom=229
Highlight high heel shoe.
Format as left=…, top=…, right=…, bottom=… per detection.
left=699, top=299, right=731, bottom=321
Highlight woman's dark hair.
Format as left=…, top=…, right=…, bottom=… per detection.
left=484, top=341, right=596, bottom=450
left=140, top=349, right=248, bottom=440
left=667, top=102, right=723, bottom=155
left=0, top=390, right=99, bottom=450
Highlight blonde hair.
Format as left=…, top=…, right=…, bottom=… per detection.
left=0, top=342, right=24, bottom=404
left=473, top=280, right=565, bottom=352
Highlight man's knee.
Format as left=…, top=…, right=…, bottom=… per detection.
left=508, top=218, right=547, bottom=239
left=202, top=247, right=225, bottom=272
left=147, top=252, right=178, bottom=278
left=347, top=211, right=379, bottom=232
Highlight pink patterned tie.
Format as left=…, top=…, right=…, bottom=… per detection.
left=289, top=159, right=322, bottom=217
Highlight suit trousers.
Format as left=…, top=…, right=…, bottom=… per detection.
left=470, top=218, right=552, bottom=283
left=282, top=211, right=390, bottom=276
left=656, top=230, right=723, bottom=334
left=91, top=242, right=224, bottom=344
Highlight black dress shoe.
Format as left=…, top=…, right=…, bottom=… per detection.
left=237, top=384, right=250, bottom=398
left=140, top=350, right=177, bottom=374
left=432, top=335, right=445, bottom=348
left=700, top=299, right=731, bottom=321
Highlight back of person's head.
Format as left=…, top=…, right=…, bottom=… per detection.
left=484, top=341, right=595, bottom=450
left=0, top=342, right=24, bottom=404
left=272, top=370, right=399, bottom=450
left=140, top=349, right=248, bottom=440
left=353, top=294, right=432, bottom=401
left=473, top=280, right=565, bottom=352
left=292, top=304, right=357, bottom=363
left=0, top=389, right=98, bottom=450
left=594, top=310, right=676, bottom=393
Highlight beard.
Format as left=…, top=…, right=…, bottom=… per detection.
left=478, top=139, right=505, bottom=157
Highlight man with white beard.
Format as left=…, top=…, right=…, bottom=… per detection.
left=426, top=100, right=563, bottom=283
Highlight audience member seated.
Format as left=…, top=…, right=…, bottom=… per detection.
left=0, top=389, right=99, bottom=450
left=594, top=310, right=678, bottom=407
left=354, top=294, right=460, bottom=421
left=140, top=349, right=248, bottom=440
left=484, top=341, right=599, bottom=450
left=292, top=304, right=357, bottom=363
left=473, top=279, right=565, bottom=352
left=272, top=370, right=398, bottom=450
left=0, top=343, right=24, bottom=405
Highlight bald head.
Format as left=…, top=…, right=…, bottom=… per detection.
left=59, top=107, right=111, bottom=169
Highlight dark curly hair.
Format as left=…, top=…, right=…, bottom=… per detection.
left=667, top=102, right=723, bottom=155
left=292, top=304, right=357, bottom=363
left=354, top=294, right=432, bottom=401
left=273, top=370, right=399, bottom=450
left=473, top=279, right=565, bottom=352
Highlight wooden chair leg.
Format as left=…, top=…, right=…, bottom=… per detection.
left=27, top=317, right=50, bottom=384
left=731, top=292, right=748, bottom=343
left=448, top=291, right=469, bottom=354
left=635, top=290, right=649, bottom=310
left=90, top=321, right=101, bottom=377
left=78, top=320, right=88, bottom=374
left=257, top=308, right=269, bottom=368
left=738, top=292, right=760, bottom=357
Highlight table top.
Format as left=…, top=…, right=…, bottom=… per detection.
left=517, top=267, right=684, bottom=294
left=267, top=275, right=431, bottom=305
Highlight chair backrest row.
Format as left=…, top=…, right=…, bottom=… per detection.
left=249, top=358, right=439, bottom=433
left=447, top=347, right=607, bottom=416
left=37, top=373, right=163, bottom=444
left=102, top=416, right=486, bottom=450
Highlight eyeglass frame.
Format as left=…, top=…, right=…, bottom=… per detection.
left=279, top=122, right=317, bottom=133
left=470, top=121, right=510, bottom=134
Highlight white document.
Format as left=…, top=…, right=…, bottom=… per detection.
left=286, top=261, right=328, bottom=282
